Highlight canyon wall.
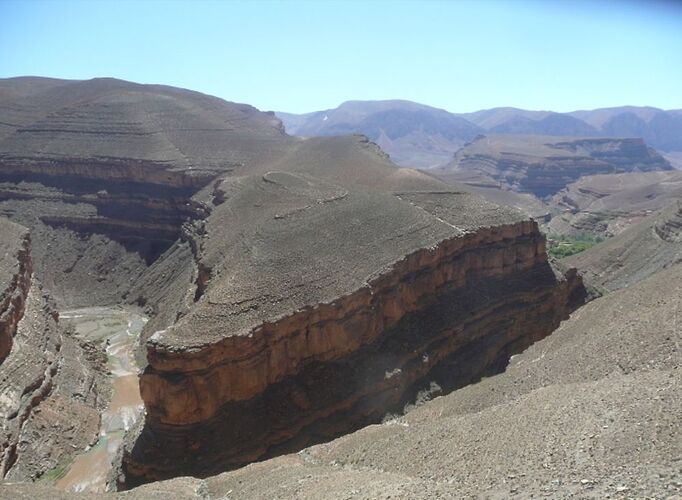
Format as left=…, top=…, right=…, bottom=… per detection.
left=0, top=218, right=109, bottom=482
left=0, top=79, right=594, bottom=493
left=120, top=219, right=585, bottom=486
left=0, top=220, right=31, bottom=362
left=546, top=171, right=682, bottom=236
left=0, top=76, right=288, bottom=309
left=439, top=135, right=672, bottom=198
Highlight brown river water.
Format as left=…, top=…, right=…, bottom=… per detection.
left=55, top=307, right=147, bottom=493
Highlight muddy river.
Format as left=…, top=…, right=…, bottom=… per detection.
left=55, top=307, right=147, bottom=493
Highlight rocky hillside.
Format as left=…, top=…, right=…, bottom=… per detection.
left=0, top=77, right=587, bottom=491
left=0, top=76, right=287, bottom=307
left=0, top=218, right=109, bottom=483
left=435, top=134, right=672, bottom=198
left=0, top=219, right=31, bottom=362
left=564, top=199, right=682, bottom=292
left=547, top=170, right=682, bottom=236
left=118, top=134, right=585, bottom=487
left=6, top=253, right=680, bottom=499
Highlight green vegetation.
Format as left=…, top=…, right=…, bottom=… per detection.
left=547, top=231, right=604, bottom=259
left=39, top=460, right=72, bottom=483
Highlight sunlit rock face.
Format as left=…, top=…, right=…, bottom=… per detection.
left=120, top=182, right=585, bottom=485
left=0, top=78, right=587, bottom=491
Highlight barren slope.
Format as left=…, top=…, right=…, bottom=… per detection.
left=564, top=199, right=682, bottom=292
left=5, top=256, right=679, bottom=499
left=0, top=78, right=587, bottom=491
left=436, top=134, right=672, bottom=198
left=547, top=170, right=682, bottom=236
left=0, top=76, right=289, bottom=308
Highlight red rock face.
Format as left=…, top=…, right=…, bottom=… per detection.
left=0, top=232, right=32, bottom=363
left=121, top=220, right=585, bottom=486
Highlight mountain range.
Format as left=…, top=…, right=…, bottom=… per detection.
left=277, top=101, right=682, bottom=168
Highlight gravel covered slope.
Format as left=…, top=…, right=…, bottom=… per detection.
left=196, top=262, right=680, bottom=499
left=564, top=199, right=682, bottom=292
left=4, top=258, right=679, bottom=499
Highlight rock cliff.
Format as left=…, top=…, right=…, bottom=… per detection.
left=0, top=78, right=588, bottom=491
left=437, top=135, right=672, bottom=198
left=0, top=219, right=31, bottom=362
left=0, top=218, right=109, bottom=481
left=120, top=183, right=585, bottom=485
left=547, top=171, right=682, bottom=236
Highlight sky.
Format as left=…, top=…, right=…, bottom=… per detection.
left=1, top=0, right=681, bottom=114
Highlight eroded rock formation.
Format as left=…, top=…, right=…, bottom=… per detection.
left=0, top=218, right=109, bottom=481
left=546, top=170, right=682, bottom=236
left=437, top=135, right=672, bottom=198
left=565, top=199, right=682, bottom=292
left=0, top=219, right=31, bottom=362
left=121, top=208, right=584, bottom=485
left=0, top=78, right=589, bottom=492
left=0, top=76, right=287, bottom=308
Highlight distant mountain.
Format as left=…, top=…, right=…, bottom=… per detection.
left=568, top=106, right=663, bottom=129
left=278, top=102, right=682, bottom=168
left=278, top=100, right=483, bottom=168
left=456, top=107, right=550, bottom=129
left=488, top=112, right=598, bottom=136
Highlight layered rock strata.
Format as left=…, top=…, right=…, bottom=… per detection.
left=0, top=219, right=31, bottom=362
left=0, top=218, right=108, bottom=482
left=565, top=200, right=682, bottom=292
left=121, top=219, right=585, bottom=486
left=0, top=76, right=288, bottom=308
left=438, top=135, right=672, bottom=198
left=546, top=171, right=682, bottom=236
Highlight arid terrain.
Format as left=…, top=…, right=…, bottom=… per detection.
left=279, top=101, right=682, bottom=169
left=0, top=76, right=680, bottom=499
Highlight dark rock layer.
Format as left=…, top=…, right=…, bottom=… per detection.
left=120, top=221, right=585, bottom=486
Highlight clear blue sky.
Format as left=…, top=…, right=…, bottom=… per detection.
left=1, top=0, right=681, bottom=113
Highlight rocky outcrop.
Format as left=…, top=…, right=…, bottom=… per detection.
left=564, top=200, right=682, bottom=292
left=0, top=218, right=110, bottom=482
left=0, top=220, right=32, bottom=362
left=120, top=219, right=585, bottom=486
left=438, top=135, right=672, bottom=198
left=546, top=171, right=682, bottom=236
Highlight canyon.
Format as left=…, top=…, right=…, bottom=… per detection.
left=1, top=77, right=679, bottom=499
left=0, top=77, right=588, bottom=492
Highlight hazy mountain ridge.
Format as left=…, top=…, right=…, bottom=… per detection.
left=278, top=101, right=682, bottom=167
